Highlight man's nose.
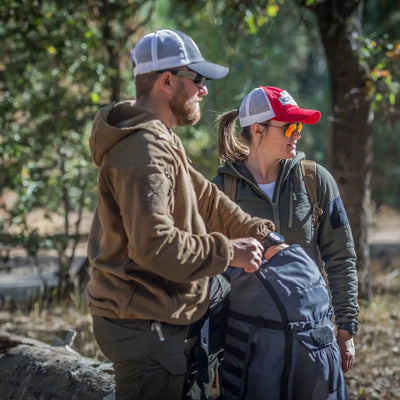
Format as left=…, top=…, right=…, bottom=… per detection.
left=198, top=84, right=208, bottom=96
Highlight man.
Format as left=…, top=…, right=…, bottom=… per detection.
left=87, top=29, right=281, bottom=400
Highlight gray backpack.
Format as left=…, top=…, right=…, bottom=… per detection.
left=222, top=245, right=347, bottom=400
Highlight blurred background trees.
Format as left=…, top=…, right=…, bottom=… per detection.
left=1, top=0, right=399, bottom=302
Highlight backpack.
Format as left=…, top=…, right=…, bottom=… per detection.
left=222, top=245, right=346, bottom=400
left=183, top=273, right=231, bottom=400
left=224, top=159, right=323, bottom=229
left=182, top=160, right=326, bottom=399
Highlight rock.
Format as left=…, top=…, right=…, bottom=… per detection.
left=0, top=330, right=115, bottom=400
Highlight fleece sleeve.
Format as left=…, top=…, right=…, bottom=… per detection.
left=189, top=165, right=275, bottom=240
left=105, top=137, right=234, bottom=283
left=316, top=165, right=359, bottom=323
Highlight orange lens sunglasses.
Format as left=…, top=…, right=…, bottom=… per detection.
left=263, top=122, right=303, bottom=138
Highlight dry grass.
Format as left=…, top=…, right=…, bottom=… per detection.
left=1, top=268, right=400, bottom=399
left=1, top=206, right=399, bottom=398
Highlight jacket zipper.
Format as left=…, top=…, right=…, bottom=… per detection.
left=289, top=180, right=295, bottom=229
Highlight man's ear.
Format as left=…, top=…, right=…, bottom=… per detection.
left=157, top=71, right=175, bottom=95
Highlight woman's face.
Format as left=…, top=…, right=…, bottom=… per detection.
left=254, top=121, right=302, bottom=160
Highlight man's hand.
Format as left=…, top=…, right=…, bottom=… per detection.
left=229, top=238, right=264, bottom=273
left=337, top=329, right=355, bottom=373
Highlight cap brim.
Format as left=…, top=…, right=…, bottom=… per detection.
left=188, top=61, right=229, bottom=80
left=273, top=107, right=321, bottom=125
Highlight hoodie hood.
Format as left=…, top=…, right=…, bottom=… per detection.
left=89, top=101, right=169, bottom=167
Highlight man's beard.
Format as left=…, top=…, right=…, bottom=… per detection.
left=168, top=81, right=201, bottom=126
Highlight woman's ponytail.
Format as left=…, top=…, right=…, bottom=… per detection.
left=216, top=110, right=249, bottom=162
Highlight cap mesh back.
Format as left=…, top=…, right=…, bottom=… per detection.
left=239, top=88, right=275, bottom=127
left=131, top=29, right=205, bottom=76
left=251, top=89, right=272, bottom=116
left=156, top=31, right=185, bottom=61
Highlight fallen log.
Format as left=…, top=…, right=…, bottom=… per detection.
left=0, top=330, right=115, bottom=400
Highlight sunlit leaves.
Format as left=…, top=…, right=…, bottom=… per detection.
left=46, top=45, right=57, bottom=55
left=0, top=1, right=157, bottom=265
left=245, top=1, right=280, bottom=34
left=90, top=92, right=100, bottom=103
left=359, top=35, right=400, bottom=114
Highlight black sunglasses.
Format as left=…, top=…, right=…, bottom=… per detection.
left=156, top=69, right=206, bottom=88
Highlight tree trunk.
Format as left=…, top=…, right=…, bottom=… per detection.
left=310, top=0, right=372, bottom=300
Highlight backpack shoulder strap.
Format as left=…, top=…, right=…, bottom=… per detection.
left=300, top=160, right=323, bottom=230
left=300, top=160, right=318, bottom=205
left=223, top=174, right=238, bottom=201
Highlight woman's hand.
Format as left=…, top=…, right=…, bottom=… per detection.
left=263, top=243, right=289, bottom=261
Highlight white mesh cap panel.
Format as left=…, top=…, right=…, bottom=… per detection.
left=130, top=29, right=228, bottom=80
left=238, top=88, right=275, bottom=127
left=150, top=30, right=189, bottom=72
left=131, top=29, right=204, bottom=76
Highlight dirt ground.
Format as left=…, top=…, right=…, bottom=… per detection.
left=1, top=207, right=400, bottom=399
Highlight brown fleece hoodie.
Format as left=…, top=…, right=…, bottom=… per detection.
left=87, top=100, right=274, bottom=324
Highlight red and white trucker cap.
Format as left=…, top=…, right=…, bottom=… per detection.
left=130, top=29, right=229, bottom=80
left=238, top=86, right=321, bottom=127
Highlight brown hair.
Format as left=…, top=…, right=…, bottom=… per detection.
left=217, top=110, right=252, bottom=162
left=132, top=61, right=159, bottom=98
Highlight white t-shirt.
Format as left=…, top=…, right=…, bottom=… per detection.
left=258, top=182, right=275, bottom=199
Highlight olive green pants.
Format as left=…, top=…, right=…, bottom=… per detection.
left=92, top=316, right=189, bottom=400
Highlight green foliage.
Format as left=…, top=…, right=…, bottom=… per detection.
left=168, top=0, right=400, bottom=207
left=359, top=36, right=400, bottom=115
left=162, top=0, right=331, bottom=176
left=1, top=1, right=99, bottom=262
left=361, top=0, right=400, bottom=207
left=0, top=0, right=157, bottom=300
left=1, top=0, right=400, bottom=282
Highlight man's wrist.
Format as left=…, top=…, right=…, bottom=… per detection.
left=337, top=322, right=358, bottom=336
left=262, top=232, right=285, bottom=257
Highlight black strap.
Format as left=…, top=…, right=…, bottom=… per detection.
left=228, top=309, right=331, bottom=333
left=198, top=309, right=210, bottom=383
left=222, top=377, right=241, bottom=397
left=224, top=341, right=247, bottom=362
left=229, top=309, right=288, bottom=331
left=223, top=360, right=243, bottom=378
left=225, top=324, right=250, bottom=343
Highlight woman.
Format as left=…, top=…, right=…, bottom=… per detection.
left=212, top=86, right=359, bottom=393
